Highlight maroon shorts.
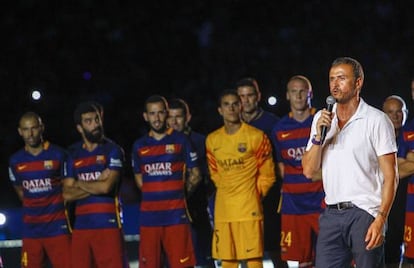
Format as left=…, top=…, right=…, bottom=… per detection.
left=139, top=224, right=195, bottom=268
left=21, top=234, right=71, bottom=268
left=405, top=212, right=414, bottom=259
left=71, top=228, right=127, bottom=268
left=281, top=213, right=319, bottom=263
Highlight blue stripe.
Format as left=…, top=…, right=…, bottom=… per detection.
left=406, top=194, right=414, bottom=212
left=24, top=203, right=65, bottom=216
left=281, top=192, right=325, bottom=215
left=23, top=219, right=69, bottom=238
left=75, top=213, right=120, bottom=229
left=140, top=209, right=189, bottom=226
left=142, top=190, right=184, bottom=201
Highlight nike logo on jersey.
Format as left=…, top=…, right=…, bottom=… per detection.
left=408, top=134, right=414, bottom=140
left=179, top=256, right=190, bottom=263
left=17, top=164, right=27, bottom=171
left=246, top=248, right=254, bottom=252
left=140, top=148, right=150, bottom=155
left=281, top=133, right=291, bottom=139
left=74, top=160, right=83, bottom=166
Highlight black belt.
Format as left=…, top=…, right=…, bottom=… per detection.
left=327, top=202, right=355, bottom=210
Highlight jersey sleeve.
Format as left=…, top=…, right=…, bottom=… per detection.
left=183, top=135, right=198, bottom=169
left=373, top=113, right=397, bottom=156
left=64, top=154, right=75, bottom=179
left=107, top=144, right=124, bottom=171
left=205, top=134, right=220, bottom=184
left=397, top=130, right=408, bottom=158
left=8, top=160, right=19, bottom=186
left=270, top=124, right=283, bottom=163
left=255, top=132, right=276, bottom=196
left=131, top=141, right=141, bottom=174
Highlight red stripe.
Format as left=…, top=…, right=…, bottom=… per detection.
left=283, top=181, right=323, bottom=193
left=23, top=194, right=64, bottom=207
left=24, top=212, right=67, bottom=223
left=284, top=165, right=304, bottom=175
left=276, top=128, right=310, bottom=141
left=143, top=181, right=184, bottom=192
left=74, top=155, right=106, bottom=168
left=16, top=160, right=60, bottom=173
left=76, top=203, right=116, bottom=215
left=137, top=144, right=183, bottom=157
left=407, top=183, right=414, bottom=194
left=206, top=151, right=218, bottom=172
left=256, top=134, right=272, bottom=168
left=141, top=199, right=185, bottom=211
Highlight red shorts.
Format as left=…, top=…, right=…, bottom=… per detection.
left=71, top=228, right=127, bottom=268
left=139, top=224, right=195, bottom=268
left=21, top=234, right=71, bottom=268
left=281, top=213, right=319, bottom=263
left=405, top=212, right=414, bottom=258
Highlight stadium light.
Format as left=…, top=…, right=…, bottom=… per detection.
left=0, top=213, right=6, bottom=226
left=267, top=96, right=277, bottom=106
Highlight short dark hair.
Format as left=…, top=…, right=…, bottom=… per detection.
left=168, top=98, right=189, bottom=116
left=73, top=101, right=101, bottom=125
left=332, top=57, right=364, bottom=81
left=235, top=77, right=260, bottom=94
left=144, top=95, right=168, bottom=112
left=218, top=89, right=239, bottom=106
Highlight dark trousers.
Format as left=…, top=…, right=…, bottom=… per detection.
left=315, top=206, right=384, bottom=268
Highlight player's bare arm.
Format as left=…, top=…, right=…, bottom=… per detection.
left=365, top=152, right=397, bottom=250
left=397, top=157, right=414, bottom=179
left=13, top=185, right=24, bottom=202
left=62, top=177, right=90, bottom=201
left=134, top=173, right=143, bottom=190
left=186, top=166, right=201, bottom=196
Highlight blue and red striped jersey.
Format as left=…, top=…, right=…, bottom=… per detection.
left=65, top=138, right=124, bottom=230
left=271, top=112, right=324, bottom=215
left=8, top=141, right=70, bottom=238
left=398, top=119, right=414, bottom=213
left=131, top=128, right=198, bottom=227
left=247, top=109, right=279, bottom=137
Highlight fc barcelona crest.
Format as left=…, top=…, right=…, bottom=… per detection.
left=96, top=155, right=105, bottom=164
left=44, top=160, right=53, bottom=170
left=165, top=144, right=175, bottom=154
left=238, top=143, right=247, bottom=153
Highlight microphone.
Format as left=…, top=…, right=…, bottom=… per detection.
left=320, top=95, right=336, bottom=144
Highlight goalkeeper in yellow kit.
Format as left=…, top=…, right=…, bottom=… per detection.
left=206, top=89, right=276, bottom=268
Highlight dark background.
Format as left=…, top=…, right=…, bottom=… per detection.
left=1, top=0, right=414, bottom=208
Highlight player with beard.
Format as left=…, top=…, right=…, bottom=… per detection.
left=131, top=95, right=201, bottom=268
left=63, top=102, right=129, bottom=268
left=8, top=112, right=71, bottom=268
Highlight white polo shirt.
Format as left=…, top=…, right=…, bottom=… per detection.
left=306, top=98, right=397, bottom=217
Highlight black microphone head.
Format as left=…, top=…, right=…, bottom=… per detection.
left=326, top=95, right=336, bottom=106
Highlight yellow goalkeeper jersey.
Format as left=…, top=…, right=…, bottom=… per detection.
left=206, top=122, right=276, bottom=222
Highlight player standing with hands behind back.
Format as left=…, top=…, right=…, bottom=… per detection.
left=206, top=90, right=276, bottom=268
left=302, top=57, right=398, bottom=268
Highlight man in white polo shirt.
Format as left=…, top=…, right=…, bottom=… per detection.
left=302, top=57, right=398, bottom=268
